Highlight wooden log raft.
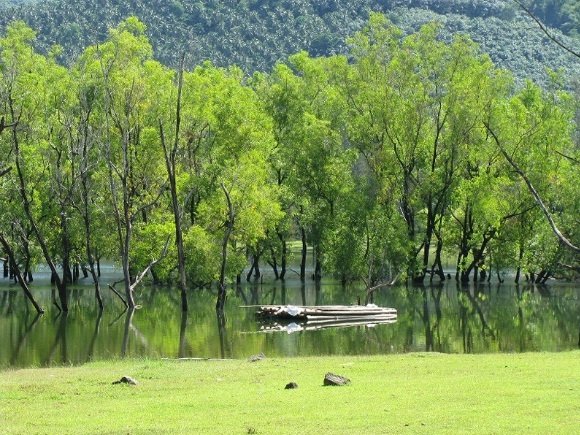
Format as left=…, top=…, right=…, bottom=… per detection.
left=247, top=304, right=397, bottom=321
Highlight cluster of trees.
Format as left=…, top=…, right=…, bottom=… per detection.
left=0, top=0, right=578, bottom=87
left=1, top=14, right=578, bottom=315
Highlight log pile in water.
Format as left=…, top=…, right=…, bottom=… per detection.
left=252, top=304, right=397, bottom=321
left=244, top=304, right=397, bottom=333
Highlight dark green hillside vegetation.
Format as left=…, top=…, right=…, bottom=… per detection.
left=0, top=14, right=577, bottom=315
left=527, top=0, right=580, bottom=37
left=0, top=0, right=578, bottom=86
left=0, top=0, right=36, bottom=6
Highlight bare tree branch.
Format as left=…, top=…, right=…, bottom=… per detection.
left=108, top=282, right=128, bottom=308
left=0, top=166, right=12, bottom=177
left=129, top=235, right=171, bottom=292
left=484, top=122, right=580, bottom=253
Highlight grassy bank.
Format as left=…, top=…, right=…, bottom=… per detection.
left=1, top=352, right=579, bottom=434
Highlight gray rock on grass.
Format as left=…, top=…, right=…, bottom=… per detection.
left=323, top=372, right=350, bottom=386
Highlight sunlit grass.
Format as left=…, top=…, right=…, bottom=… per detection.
left=1, top=352, right=578, bottom=434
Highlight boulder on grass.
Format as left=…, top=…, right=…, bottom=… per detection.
left=323, top=372, right=350, bottom=386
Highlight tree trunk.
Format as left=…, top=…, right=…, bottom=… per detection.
left=313, top=245, right=322, bottom=282
left=268, top=246, right=279, bottom=280
left=159, top=113, right=188, bottom=310
left=216, top=183, right=234, bottom=313
left=300, top=226, right=307, bottom=282
left=515, top=240, right=524, bottom=284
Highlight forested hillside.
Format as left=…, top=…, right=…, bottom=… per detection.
left=0, top=0, right=578, bottom=86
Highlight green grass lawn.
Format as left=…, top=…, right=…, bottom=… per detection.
left=1, top=352, right=579, bottom=434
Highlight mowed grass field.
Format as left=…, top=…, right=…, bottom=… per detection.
left=1, top=352, right=579, bottom=434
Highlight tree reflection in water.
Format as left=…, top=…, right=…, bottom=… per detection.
left=0, top=280, right=579, bottom=368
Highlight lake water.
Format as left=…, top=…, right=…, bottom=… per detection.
left=1, top=272, right=579, bottom=369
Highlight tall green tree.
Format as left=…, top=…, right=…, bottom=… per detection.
left=76, top=17, right=169, bottom=308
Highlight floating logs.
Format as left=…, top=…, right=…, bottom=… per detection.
left=248, top=304, right=397, bottom=321
left=258, top=317, right=397, bottom=334
left=244, top=304, right=397, bottom=333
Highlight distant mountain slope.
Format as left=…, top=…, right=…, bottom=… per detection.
left=0, top=0, right=577, bottom=86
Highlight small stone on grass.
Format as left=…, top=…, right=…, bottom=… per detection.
left=112, top=376, right=138, bottom=385
left=247, top=352, right=265, bottom=362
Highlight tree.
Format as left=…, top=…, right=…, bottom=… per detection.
left=0, top=21, right=75, bottom=311
left=77, top=17, right=170, bottom=308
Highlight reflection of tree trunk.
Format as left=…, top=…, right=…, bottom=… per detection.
left=250, top=283, right=259, bottom=305
left=461, top=285, right=496, bottom=339
left=86, top=309, right=103, bottom=362
left=235, top=286, right=248, bottom=305
left=179, top=310, right=188, bottom=358
left=280, top=281, right=287, bottom=306
left=121, top=308, right=135, bottom=357
left=517, top=305, right=525, bottom=352
left=5, top=291, right=16, bottom=315
left=10, top=312, right=42, bottom=365
left=0, top=234, right=44, bottom=314
left=421, top=288, right=433, bottom=351
left=268, top=284, right=276, bottom=305
left=0, top=291, right=8, bottom=314
left=402, top=288, right=416, bottom=351
left=46, top=313, right=68, bottom=365
left=432, top=285, right=443, bottom=348
left=216, top=311, right=228, bottom=359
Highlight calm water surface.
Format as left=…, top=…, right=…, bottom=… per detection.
left=1, top=273, right=579, bottom=369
